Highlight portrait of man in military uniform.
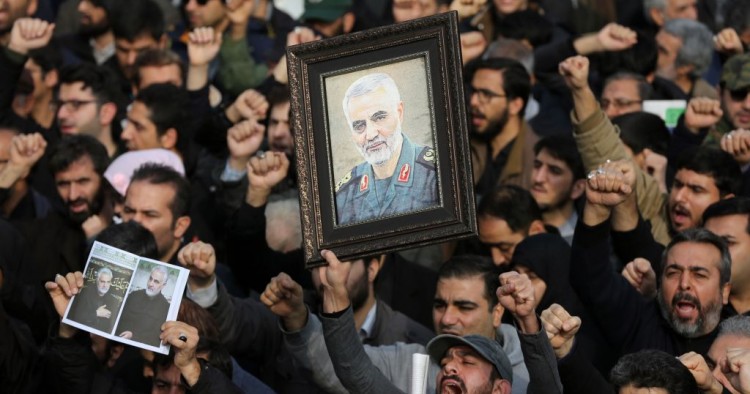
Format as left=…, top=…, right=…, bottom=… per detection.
left=334, top=72, right=439, bottom=225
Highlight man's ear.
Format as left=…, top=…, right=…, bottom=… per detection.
left=722, top=282, right=731, bottom=305
left=26, top=0, right=39, bottom=17
left=159, top=128, right=178, bottom=150
left=507, top=97, right=524, bottom=117
left=528, top=219, right=546, bottom=236
left=158, top=34, right=168, bottom=49
left=492, top=379, right=512, bottom=394
left=570, top=179, right=586, bottom=200
left=173, top=215, right=191, bottom=239
left=43, top=69, right=58, bottom=89
left=492, top=303, right=504, bottom=328
left=343, top=11, right=356, bottom=34
left=367, top=255, right=384, bottom=283
left=649, top=8, right=665, bottom=27
left=98, top=102, right=118, bottom=127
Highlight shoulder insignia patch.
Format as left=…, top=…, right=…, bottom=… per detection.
left=417, top=147, right=436, bottom=167
left=335, top=172, right=353, bottom=193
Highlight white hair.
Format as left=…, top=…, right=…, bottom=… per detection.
left=342, top=73, right=401, bottom=128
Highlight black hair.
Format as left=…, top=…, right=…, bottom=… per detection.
left=28, top=42, right=63, bottom=74
left=495, top=10, right=553, bottom=49
left=533, top=134, right=585, bottom=180
left=703, top=197, right=750, bottom=235
left=95, top=221, right=159, bottom=259
left=130, top=163, right=191, bottom=221
left=466, top=57, right=532, bottom=115
left=477, top=184, right=542, bottom=233
left=437, top=255, right=504, bottom=310
left=675, top=146, right=741, bottom=197
left=133, top=49, right=186, bottom=88
left=603, top=71, right=653, bottom=101
left=110, top=0, right=165, bottom=42
left=134, top=83, right=189, bottom=152
left=49, top=135, right=110, bottom=176
left=58, top=63, right=122, bottom=105
left=600, top=30, right=658, bottom=78
left=612, top=111, right=670, bottom=156
left=610, top=349, right=700, bottom=393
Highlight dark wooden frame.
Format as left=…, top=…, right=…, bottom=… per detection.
left=288, top=11, right=476, bottom=267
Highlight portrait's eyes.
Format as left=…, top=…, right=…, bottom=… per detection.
left=352, top=120, right=366, bottom=133
left=372, top=111, right=389, bottom=123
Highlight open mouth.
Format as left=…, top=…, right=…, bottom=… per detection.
left=441, top=377, right=465, bottom=394
left=671, top=205, right=690, bottom=227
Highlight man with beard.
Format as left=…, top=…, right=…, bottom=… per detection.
left=335, top=72, right=437, bottom=226
left=57, top=0, right=115, bottom=66
left=66, top=266, right=122, bottom=333
left=571, top=150, right=731, bottom=359
left=427, top=335, right=513, bottom=394
left=115, top=265, right=171, bottom=347
left=528, top=135, right=585, bottom=244
left=467, top=57, right=537, bottom=198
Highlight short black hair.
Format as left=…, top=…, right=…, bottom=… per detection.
left=610, top=349, right=700, bottom=393
left=703, top=197, right=750, bottom=236
left=612, top=111, right=670, bottom=156
left=110, top=0, right=165, bottom=42
left=49, top=135, right=110, bottom=176
left=495, top=10, right=553, bottom=48
left=130, top=163, right=191, bottom=221
left=437, top=255, right=503, bottom=310
left=95, top=221, right=159, bottom=259
left=134, top=83, right=189, bottom=152
left=675, top=146, right=741, bottom=197
left=133, top=49, right=185, bottom=88
left=58, top=63, right=122, bottom=105
left=477, top=185, right=542, bottom=233
left=600, top=30, right=657, bottom=78
left=28, top=42, right=63, bottom=74
left=467, top=57, right=531, bottom=115
left=533, top=134, right=585, bottom=180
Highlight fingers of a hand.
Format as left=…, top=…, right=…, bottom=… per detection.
left=65, top=272, right=81, bottom=295
left=320, top=249, right=342, bottom=267
left=561, top=315, right=582, bottom=334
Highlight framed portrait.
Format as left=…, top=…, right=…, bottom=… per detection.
left=288, top=11, right=476, bottom=266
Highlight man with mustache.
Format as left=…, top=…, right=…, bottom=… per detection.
left=335, top=72, right=438, bottom=226
left=570, top=142, right=731, bottom=359
left=66, top=266, right=122, bottom=333
left=115, top=265, right=172, bottom=347
left=466, top=57, right=537, bottom=198
left=428, top=334, right=513, bottom=394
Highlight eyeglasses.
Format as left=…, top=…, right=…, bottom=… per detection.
left=471, top=88, right=506, bottom=104
left=600, top=98, right=642, bottom=110
left=55, top=99, right=98, bottom=111
left=729, top=88, right=750, bottom=102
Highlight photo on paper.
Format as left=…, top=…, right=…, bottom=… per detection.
left=63, top=242, right=189, bottom=355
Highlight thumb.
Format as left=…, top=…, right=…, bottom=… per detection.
left=634, top=258, right=651, bottom=274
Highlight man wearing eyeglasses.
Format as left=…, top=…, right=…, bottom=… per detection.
left=467, top=57, right=538, bottom=198
left=600, top=72, right=651, bottom=119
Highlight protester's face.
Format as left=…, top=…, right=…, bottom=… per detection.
left=392, top=0, right=438, bottom=22
left=24, top=58, right=47, bottom=99
left=668, top=169, right=722, bottom=232
left=470, top=69, right=510, bottom=138
left=0, top=0, right=37, bottom=33
left=121, top=101, right=162, bottom=151
left=493, top=0, right=527, bottom=15
left=55, top=156, right=103, bottom=224
left=347, top=86, right=404, bottom=166
left=115, top=35, right=161, bottom=80
left=146, top=269, right=167, bottom=297
left=137, top=65, right=183, bottom=90
left=151, top=363, right=188, bottom=394
left=77, top=0, right=109, bottom=36
left=268, top=101, right=294, bottom=156
left=664, top=0, right=697, bottom=21
left=97, top=272, right=112, bottom=295
left=433, top=275, right=499, bottom=338
left=708, top=334, right=750, bottom=394
left=436, top=346, right=508, bottom=394
left=478, top=216, right=525, bottom=266
left=122, top=181, right=180, bottom=261
left=658, top=241, right=728, bottom=338
left=601, top=79, right=643, bottom=118
left=722, top=86, right=750, bottom=130
left=184, top=0, right=225, bottom=29
left=705, top=214, right=750, bottom=292
left=655, top=30, right=682, bottom=82
left=57, top=82, right=102, bottom=136
left=530, top=148, right=578, bottom=211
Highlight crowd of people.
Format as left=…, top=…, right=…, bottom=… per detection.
left=3, top=0, right=750, bottom=392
